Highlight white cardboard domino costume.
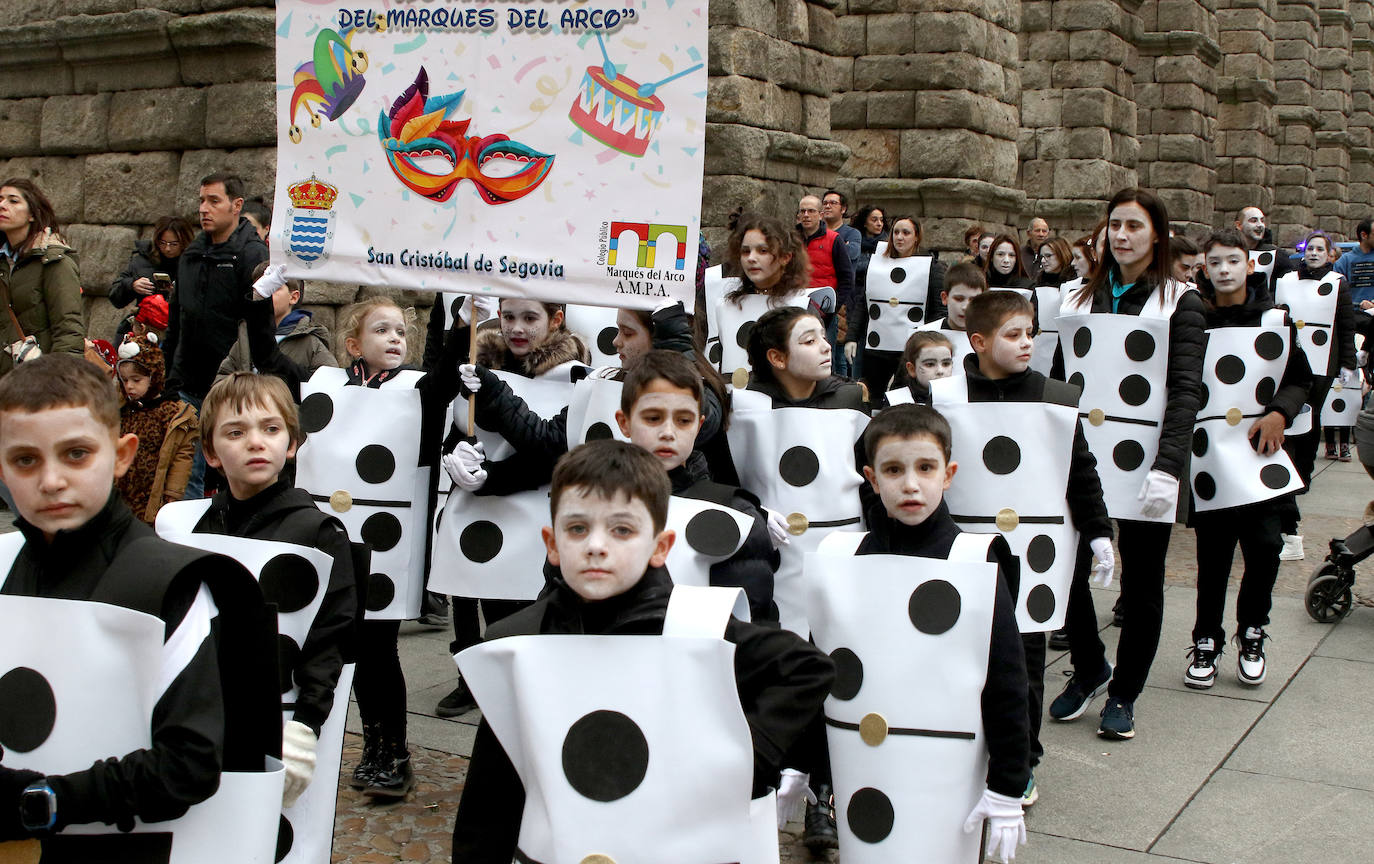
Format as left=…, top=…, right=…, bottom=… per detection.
left=864, top=245, right=934, bottom=352
left=885, top=386, right=914, bottom=405
left=931, top=374, right=1081, bottom=631
left=1190, top=311, right=1305, bottom=511
left=1058, top=283, right=1193, bottom=523
left=1249, top=248, right=1279, bottom=281
left=0, top=534, right=285, bottom=864
left=455, top=585, right=779, bottom=864
left=1323, top=369, right=1364, bottom=426
left=564, top=373, right=631, bottom=446
left=1275, top=270, right=1340, bottom=377
left=430, top=367, right=583, bottom=601
left=917, top=320, right=974, bottom=375
left=702, top=264, right=740, bottom=371
left=1032, top=278, right=1078, bottom=376
left=156, top=501, right=353, bottom=864
left=564, top=303, right=623, bottom=369
left=714, top=289, right=833, bottom=386
left=296, top=366, right=428, bottom=620
left=806, top=532, right=996, bottom=864
left=664, top=495, right=756, bottom=622
left=727, top=388, right=869, bottom=636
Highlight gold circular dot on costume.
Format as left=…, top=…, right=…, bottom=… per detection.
left=1225, top=408, right=1243, bottom=426
left=329, top=490, right=353, bottom=512
left=581, top=855, right=615, bottom=864
left=1333, top=381, right=1344, bottom=393
left=859, top=712, right=888, bottom=746
left=731, top=367, right=749, bottom=390
left=1295, top=319, right=1305, bottom=329
left=0, top=839, right=42, bottom=864
left=995, top=508, right=1019, bottom=531
left=787, top=512, right=809, bottom=535
left=1088, top=408, right=1106, bottom=427
left=889, top=296, right=900, bottom=307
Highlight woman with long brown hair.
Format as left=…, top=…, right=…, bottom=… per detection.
left=110, top=215, right=196, bottom=345
left=0, top=178, right=84, bottom=375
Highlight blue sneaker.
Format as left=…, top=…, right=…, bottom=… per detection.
left=1022, top=772, right=1039, bottom=807
left=1098, top=697, right=1135, bottom=739
left=1048, top=662, right=1112, bottom=721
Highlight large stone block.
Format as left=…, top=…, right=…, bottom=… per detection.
left=176, top=147, right=276, bottom=207
left=704, top=123, right=770, bottom=176
left=1155, top=54, right=1221, bottom=85
left=109, top=87, right=206, bottom=152
left=1069, top=30, right=1131, bottom=65
left=709, top=0, right=778, bottom=32
left=1052, top=158, right=1112, bottom=199
left=302, top=280, right=363, bottom=307
left=708, top=75, right=774, bottom=127
left=854, top=52, right=1004, bottom=96
left=1156, top=0, right=1214, bottom=34
left=911, top=91, right=1018, bottom=139
left=708, top=26, right=769, bottom=80
left=805, top=3, right=838, bottom=51
left=796, top=45, right=831, bottom=96
left=0, top=99, right=43, bottom=157
left=831, top=91, right=867, bottom=129
left=917, top=11, right=992, bottom=56
left=1021, top=90, right=1063, bottom=128
left=777, top=0, right=809, bottom=42
left=65, top=223, right=140, bottom=294
left=41, top=94, right=111, bottom=154
left=0, top=156, right=86, bottom=226
left=205, top=82, right=275, bottom=148
left=1052, top=0, right=1133, bottom=38
left=836, top=14, right=866, bottom=55
left=84, top=151, right=180, bottom=225
left=1151, top=160, right=1215, bottom=190
left=1065, top=127, right=1112, bottom=158
left=1027, top=31, right=1069, bottom=61
left=1022, top=0, right=1051, bottom=32
left=57, top=9, right=181, bottom=94
left=1157, top=132, right=1209, bottom=162
left=900, top=128, right=1016, bottom=184
left=1154, top=187, right=1213, bottom=223
left=1020, top=158, right=1055, bottom=197
left=701, top=174, right=771, bottom=227
left=867, top=91, right=916, bottom=128
left=866, top=13, right=915, bottom=54
left=168, top=10, right=275, bottom=85
left=1052, top=59, right=1129, bottom=93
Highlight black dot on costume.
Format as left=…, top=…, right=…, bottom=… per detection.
left=1258, top=251, right=1273, bottom=266
left=0, top=667, right=56, bottom=752
left=561, top=710, right=649, bottom=802
left=868, top=332, right=881, bottom=348
left=1215, top=355, right=1246, bottom=385
left=459, top=520, right=503, bottom=563
left=259, top=554, right=320, bottom=615
left=890, top=267, right=907, bottom=283
left=1027, top=534, right=1056, bottom=574
left=1027, top=584, right=1057, bottom=624
left=1119, top=374, right=1151, bottom=407
left=1199, top=382, right=1210, bottom=410
left=1255, top=377, right=1277, bottom=406
left=708, top=341, right=722, bottom=365
left=1254, top=331, right=1284, bottom=361
left=277, top=634, right=301, bottom=694
left=1194, top=472, right=1217, bottom=501
left=299, top=393, right=334, bottom=433
left=1073, top=328, right=1092, bottom=358
left=1313, top=329, right=1329, bottom=346
left=355, top=444, right=396, bottom=485
left=685, top=509, right=741, bottom=557
left=597, top=327, right=618, bottom=358
left=847, top=787, right=895, bottom=844
left=1192, top=427, right=1209, bottom=458
left=1318, top=282, right=1334, bottom=297
left=829, top=648, right=864, bottom=700
left=735, top=322, right=753, bottom=349
left=1333, top=398, right=1348, bottom=413
left=779, top=446, right=820, bottom=487
left=1068, top=371, right=1085, bottom=391
left=361, top=513, right=403, bottom=552
left=907, top=306, right=924, bottom=323
left=365, top=573, right=395, bottom=612
left=1124, top=329, right=1156, bottom=362
left=275, top=814, right=294, bottom=863
left=1261, top=463, right=1291, bottom=489
left=450, top=297, right=465, bottom=321
left=585, top=422, right=614, bottom=442
left=1114, top=439, right=1145, bottom=471
left=869, top=303, right=881, bottom=319
left=982, top=436, right=1021, bottom=475
left=909, top=579, right=961, bottom=635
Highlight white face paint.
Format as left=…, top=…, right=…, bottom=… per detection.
left=543, top=488, right=673, bottom=601
left=863, top=435, right=957, bottom=527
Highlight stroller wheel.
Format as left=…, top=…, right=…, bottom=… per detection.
left=1305, top=566, right=1355, bottom=623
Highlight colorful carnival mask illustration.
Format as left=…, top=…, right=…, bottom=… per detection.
left=377, top=67, right=555, bottom=205
left=568, top=33, right=703, bottom=157
left=287, top=28, right=368, bottom=143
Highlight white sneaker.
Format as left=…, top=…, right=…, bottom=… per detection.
left=1279, top=534, right=1304, bottom=561
left=1184, top=637, right=1221, bottom=689
left=1236, top=627, right=1268, bottom=685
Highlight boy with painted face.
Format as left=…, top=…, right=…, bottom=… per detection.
left=449, top=440, right=833, bottom=863
left=937, top=290, right=1114, bottom=805
left=825, top=405, right=1030, bottom=861
left=1183, top=230, right=1312, bottom=690
left=893, top=330, right=956, bottom=404
left=615, top=350, right=779, bottom=622
left=0, top=354, right=278, bottom=852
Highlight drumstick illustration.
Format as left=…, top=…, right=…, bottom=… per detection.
left=595, top=32, right=618, bottom=81
left=636, top=64, right=703, bottom=98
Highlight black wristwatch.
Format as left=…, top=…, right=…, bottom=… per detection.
left=19, top=780, right=57, bottom=832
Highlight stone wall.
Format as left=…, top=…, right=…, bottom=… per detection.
left=4, top=0, right=1374, bottom=338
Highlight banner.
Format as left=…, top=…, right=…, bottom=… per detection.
left=271, top=1, right=707, bottom=309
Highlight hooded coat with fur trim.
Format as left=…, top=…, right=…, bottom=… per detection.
left=473, top=322, right=590, bottom=377
left=115, top=334, right=199, bottom=524
left=0, top=239, right=85, bottom=375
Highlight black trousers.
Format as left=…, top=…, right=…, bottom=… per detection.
left=1063, top=521, right=1171, bottom=703
left=354, top=619, right=407, bottom=739
left=1276, top=374, right=1332, bottom=532
left=1022, top=631, right=1046, bottom=768
left=1192, top=500, right=1283, bottom=644
left=449, top=596, right=529, bottom=656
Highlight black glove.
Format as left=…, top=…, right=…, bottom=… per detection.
left=0, top=765, right=45, bottom=840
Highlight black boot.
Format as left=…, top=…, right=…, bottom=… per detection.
left=435, top=679, right=477, bottom=718
left=803, top=782, right=838, bottom=851
left=349, top=723, right=383, bottom=790
left=365, top=735, right=414, bottom=799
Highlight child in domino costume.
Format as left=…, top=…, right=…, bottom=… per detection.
left=563, top=303, right=623, bottom=369
left=806, top=532, right=1023, bottom=864
left=0, top=533, right=284, bottom=864
left=714, top=288, right=835, bottom=389
left=917, top=319, right=974, bottom=378
left=157, top=502, right=354, bottom=864
left=1030, top=278, right=1076, bottom=377
left=861, top=244, right=936, bottom=393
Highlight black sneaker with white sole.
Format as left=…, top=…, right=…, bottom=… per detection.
left=1184, top=637, right=1221, bottom=689
left=1048, top=662, right=1112, bottom=721
left=1236, top=626, right=1268, bottom=685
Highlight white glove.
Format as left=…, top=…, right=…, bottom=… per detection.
left=443, top=441, right=488, bottom=492
left=459, top=363, right=482, bottom=394
left=1136, top=468, right=1179, bottom=520
left=253, top=263, right=288, bottom=298
left=1089, top=536, right=1115, bottom=589
left=763, top=507, right=791, bottom=549
left=963, top=788, right=1027, bottom=862
left=459, top=294, right=497, bottom=325
left=844, top=341, right=858, bottom=362
left=1340, top=367, right=1358, bottom=386
left=775, top=768, right=816, bottom=829
left=281, top=720, right=318, bottom=808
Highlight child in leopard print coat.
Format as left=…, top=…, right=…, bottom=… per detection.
left=114, top=332, right=199, bottom=523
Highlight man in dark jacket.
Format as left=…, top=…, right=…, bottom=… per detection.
left=169, top=172, right=269, bottom=497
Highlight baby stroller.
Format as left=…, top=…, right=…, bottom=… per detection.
left=1306, top=406, right=1374, bottom=621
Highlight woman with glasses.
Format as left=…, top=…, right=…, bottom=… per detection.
left=109, top=215, right=195, bottom=348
